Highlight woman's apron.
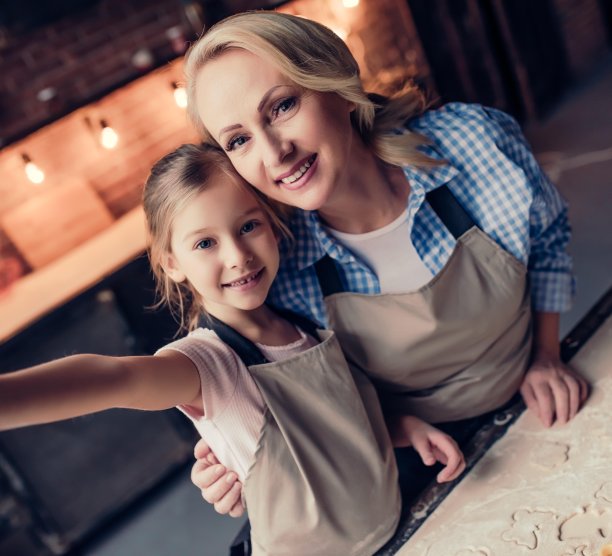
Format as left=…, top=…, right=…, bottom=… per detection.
left=314, top=185, right=532, bottom=423
left=209, top=313, right=400, bottom=556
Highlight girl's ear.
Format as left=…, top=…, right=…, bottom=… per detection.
left=162, top=252, right=186, bottom=283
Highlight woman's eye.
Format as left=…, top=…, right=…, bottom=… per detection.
left=240, top=221, right=260, bottom=234
left=226, top=135, right=248, bottom=152
left=272, top=97, right=297, bottom=118
left=195, top=238, right=215, bottom=250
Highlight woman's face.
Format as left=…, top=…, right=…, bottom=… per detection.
left=194, top=49, right=357, bottom=211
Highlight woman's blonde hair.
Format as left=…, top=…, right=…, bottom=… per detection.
left=184, top=11, right=436, bottom=168
left=143, top=143, right=291, bottom=333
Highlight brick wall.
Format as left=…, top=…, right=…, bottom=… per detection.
left=0, top=0, right=192, bottom=147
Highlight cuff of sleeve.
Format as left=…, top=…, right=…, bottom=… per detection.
left=530, top=271, right=575, bottom=313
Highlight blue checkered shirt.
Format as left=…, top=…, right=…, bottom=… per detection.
left=268, top=103, right=574, bottom=326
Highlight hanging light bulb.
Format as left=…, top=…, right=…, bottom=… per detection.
left=99, top=119, right=119, bottom=149
left=342, top=0, right=360, bottom=7
left=172, top=81, right=188, bottom=109
left=21, top=154, right=45, bottom=184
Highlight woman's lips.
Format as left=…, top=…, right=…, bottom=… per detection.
left=275, top=154, right=317, bottom=191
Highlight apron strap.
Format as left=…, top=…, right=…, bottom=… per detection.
left=202, top=309, right=321, bottom=367
left=314, top=184, right=476, bottom=296
left=425, top=184, right=476, bottom=239
left=204, top=314, right=269, bottom=367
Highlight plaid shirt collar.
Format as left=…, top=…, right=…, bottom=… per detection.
left=288, top=144, right=459, bottom=272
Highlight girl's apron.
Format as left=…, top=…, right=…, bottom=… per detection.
left=209, top=314, right=400, bottom=556
left=314, top=185, right=532, bottom=423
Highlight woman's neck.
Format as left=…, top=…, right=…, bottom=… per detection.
left=318, top=144, right=410, bottom=234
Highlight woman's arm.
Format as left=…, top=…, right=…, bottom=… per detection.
left=520, top=311, right=589, bottom=427
left=0, top=351, right=202, bottom=431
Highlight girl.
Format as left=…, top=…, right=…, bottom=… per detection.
left=183, top=10, right=589, bottom=515
left=0, top=144, right=465, bottom=556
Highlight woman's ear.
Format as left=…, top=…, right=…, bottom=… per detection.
left=162, top=252, right=186, bottom=283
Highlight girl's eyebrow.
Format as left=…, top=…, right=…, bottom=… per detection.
left=182, top=207, right=264, bottom=241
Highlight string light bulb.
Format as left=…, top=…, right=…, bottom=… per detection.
left=99, top=119, right=119, bottom=149
left=172, top=82, right=188, bottom=109
left=21, top=154, right=45, bottom=184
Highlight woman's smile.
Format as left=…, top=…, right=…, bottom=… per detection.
left=274, top=154, right=318, bottom=190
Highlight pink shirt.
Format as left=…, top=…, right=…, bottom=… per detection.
left=157, top=327, right=318, bottom=481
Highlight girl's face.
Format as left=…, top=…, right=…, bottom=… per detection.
left=164, top=176, right=280, bottom=323
left=194, top=49, right=357, bottom=211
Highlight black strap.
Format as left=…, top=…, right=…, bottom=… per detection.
left=425, top=184, right=476, bottom=239
left=314, top=185, right=476, bottom=296
left=204, top=314, right=269, bottom=367
left=202, top=309, right=321, bottom=368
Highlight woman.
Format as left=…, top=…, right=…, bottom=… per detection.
left=183, top=11, right=588, bottom=517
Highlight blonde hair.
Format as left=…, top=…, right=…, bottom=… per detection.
left=184, top=11, right=437, bottom=168
left=143, top=143, right=291, bottom=333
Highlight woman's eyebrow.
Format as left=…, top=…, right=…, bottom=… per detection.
left=257, top=85, right=285, bottom=112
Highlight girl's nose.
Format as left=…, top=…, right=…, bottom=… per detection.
left=223, top=240, right=253, bottom=269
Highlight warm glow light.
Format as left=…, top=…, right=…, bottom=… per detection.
left=22, top=154, right=45, bottom=184
left=173, top=84, right=188, bottom=108
left=100, top=120, right=119, bottom=150
left=342, top=0, right=360, bottom=7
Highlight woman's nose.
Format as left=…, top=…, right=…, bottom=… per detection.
left=261, top=129, right=293, bottom=168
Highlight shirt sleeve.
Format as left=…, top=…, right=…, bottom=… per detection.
left=480, top=106, right=575, bottom=312
left=155, top=329, right=241, bottom=419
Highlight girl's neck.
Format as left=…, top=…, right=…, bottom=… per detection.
left=318, top=143, right=410, bottom=234
left=207, top=304, right=301, bottom=347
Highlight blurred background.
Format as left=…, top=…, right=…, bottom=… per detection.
left=0, top=0, right=610, bottom=554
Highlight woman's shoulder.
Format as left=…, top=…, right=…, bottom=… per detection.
left=409, top=102, right=523, bottom=143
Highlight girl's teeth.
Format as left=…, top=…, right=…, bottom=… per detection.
left=281, top=160, right=311, bottom=185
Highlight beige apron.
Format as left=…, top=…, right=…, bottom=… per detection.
left=315, top=186, right=532, bottom=423
left=210, top=318, right=400, bottom=556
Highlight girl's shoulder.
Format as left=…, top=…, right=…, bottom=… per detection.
left=156, top=327, right=243, bottom=372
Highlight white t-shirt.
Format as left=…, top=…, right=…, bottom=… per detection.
left=326, top=209, right=433, bottom=293
left=157, top=327, right=318, bottom=481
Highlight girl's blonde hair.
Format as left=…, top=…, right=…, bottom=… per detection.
left=143, top=143, right=291, bottom=333
left=184, top=10, right=436, bottom=168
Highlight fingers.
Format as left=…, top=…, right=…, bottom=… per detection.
left=194, top=437, right=216, bottom=461
left=521, top=364, right=590, bottom=427
left=430, top=439, right=465, bottom=483
left=411, top=435, right=437, bottom=467
left=213, top=478, right=243, bottom=516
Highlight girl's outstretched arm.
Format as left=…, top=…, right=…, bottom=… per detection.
left=0, top=351, right=202, bottom=431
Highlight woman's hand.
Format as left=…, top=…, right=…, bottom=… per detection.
left=191, top=438, right=244, bottom=517
left=389, top=415, right=466, bottom=482
left=520, top=353, right=589, bottom=427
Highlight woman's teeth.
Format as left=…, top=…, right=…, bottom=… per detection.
left=280, top=158, right=313, bottom=184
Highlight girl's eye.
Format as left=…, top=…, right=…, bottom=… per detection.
left=240, top=220, right=260, bottom=234
left=195, top=238, right=215, bottom=250
left=272, top=97, right=297, bottom=118
left=226, top=135, right=248, bottom=152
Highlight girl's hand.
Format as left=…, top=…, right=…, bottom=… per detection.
left=389, top=415, right=466, bottom=482
left=191, top=438, right=244, bottom=517
left=520, top=353, right=589, bottom=428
